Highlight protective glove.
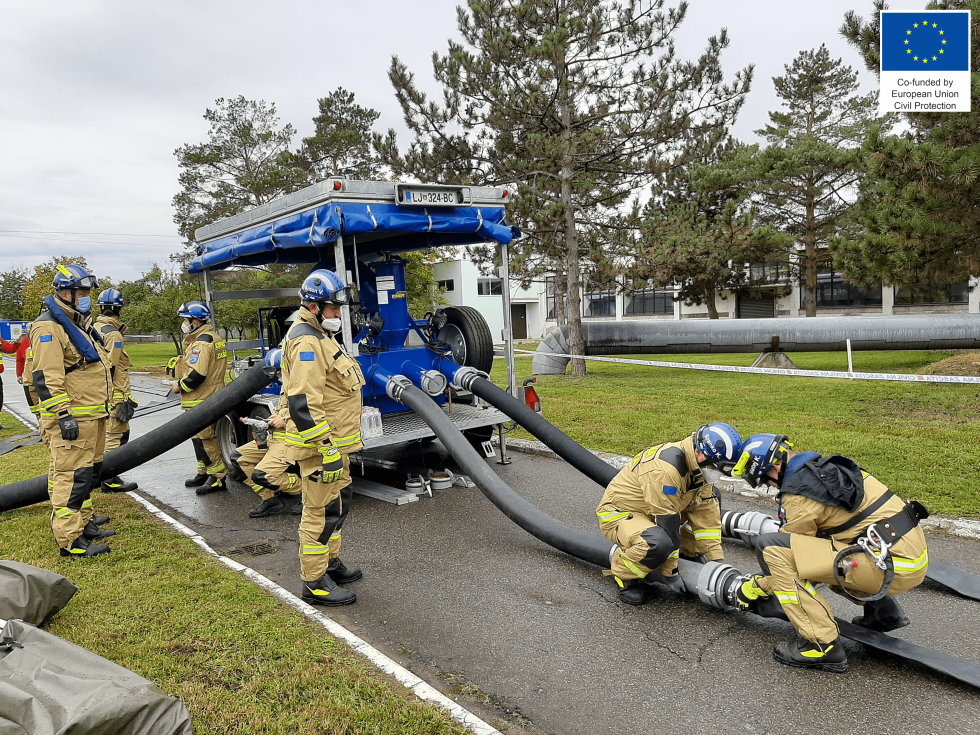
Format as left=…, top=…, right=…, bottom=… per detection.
left=58, top=413, right=79, bottom=441
left=735, top=574, right=770, bottom=611
left=166, top=356, right=179, bottom=378
left=115, top=398, right=137, bottom=424
left=318, top=443, right=345, bottom=484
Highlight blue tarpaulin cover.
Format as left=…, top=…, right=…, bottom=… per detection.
left=189, top=202, right=515, bottom=273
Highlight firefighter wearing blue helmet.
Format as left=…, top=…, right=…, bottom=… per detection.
left=94, top=288, right=139, bottom=493
left=596, top=423, right=743, bottom=605
left=230, top=348, right=303, bottom=518
left=29, top=263, right=115, bottom=557
left=731, top=433, right=929, bottom=673
left=280, top=268, right=365, bottom=607
left=170, top=300, right=228, bottom=493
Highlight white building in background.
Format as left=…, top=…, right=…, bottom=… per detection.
left=431, top=257, right=545, bottom=341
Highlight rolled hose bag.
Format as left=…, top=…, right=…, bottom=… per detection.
left=467, top=376, right=619, bottom=488
left=397, top=383, right=616, bottom=568
left=0, top=561, right=77, bottom=626
left=0, top=365, right=277, bottom=513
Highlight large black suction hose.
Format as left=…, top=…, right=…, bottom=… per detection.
left=390, top=377, right=615, bottom=568
left=450, top=367, right=619, bottom=488
left=0, top=365, right=277, bottom=513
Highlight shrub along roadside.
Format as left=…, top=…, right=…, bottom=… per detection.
left=492, top=350, right=980, bottom=518
left=0, top=439, right=472, bottom=735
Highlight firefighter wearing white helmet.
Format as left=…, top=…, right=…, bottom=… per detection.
left=730, top=433, right=929, bottom=673
left=30, top=264, right=115, bottom=558
left=231, top=348, right=303, bottom=518
left=171, top=300, right=228, bottom=494
left=94, top=288, right=139, bottom=493
left=280, top=268, right=365, bottom=607
left=596, top=423, right=743, bottom=605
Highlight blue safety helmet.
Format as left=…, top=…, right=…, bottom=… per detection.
left=97, top=288, right=125, bottom=309
left=263, top=348, right=283, bottom=370
left=52, top=264, right=99, bottom=291
left=693, top=423, right=744, bottom=472
left=177, top=301, right=211, bottom=321
left=299, top=269, right=349, bottom=305
left=731, top=433, right=793, bottom=488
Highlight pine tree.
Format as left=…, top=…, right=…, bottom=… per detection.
left=835, top=0, right=980, bottom=289
left=385, top=0, right=750, bottom=374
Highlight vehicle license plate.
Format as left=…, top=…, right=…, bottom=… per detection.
left=401, top=188, right=460, bottom=206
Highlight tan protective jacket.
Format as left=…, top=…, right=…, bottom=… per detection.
left=94, top=315, right=132, bottom=405
left=779, top=474, right=928, bottom=573
left=599, top=436, right=711, bottom=517
left=175, top=323, right=227, bottom=409
left=280, top=307, right=365, bottom=458
left=22, top=347, right=39, bottom=415
left=29, top=301, right=112, bottom=421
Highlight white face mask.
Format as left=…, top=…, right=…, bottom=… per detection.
left=181, top=321, right=192, bottom=334
left=321, top=317, right=342, bottom=333
left=701, top=467, right=724, bottom=485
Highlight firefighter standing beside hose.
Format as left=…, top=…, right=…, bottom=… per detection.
left=596, top=423, right=744, bottom=605
left=730, top=434, right=929, bottom=673
left=29, top=264, right=116, bottom=558
left=231, top=348, right=303, bottom=518
left=170, top=301, right=228, bottom=494
left=94, top=289, right=139, bottom=493
left=281, top=269, right=365, bottom=607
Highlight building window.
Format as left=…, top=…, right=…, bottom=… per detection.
left=805, top=270, right=882, bottom=308
left=437, top=279, right=455, bottom=292
left=584, top=285, right=617, bottom=317
left=477, top=277, right=502, bottom=296
left=624, top=287, right=673, bottom=315
left=748, top=261, right=791, bottom=284
left=894, top=283, right=969, bottom=305
left=546, top=276, right=568, bottom=319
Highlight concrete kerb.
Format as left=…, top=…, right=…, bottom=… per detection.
left=492, top=435, right=980, bottom=541
left=125, top=491, right=503, bottom=735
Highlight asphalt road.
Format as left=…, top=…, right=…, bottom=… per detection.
left=62, top=374, right=980, bottom=734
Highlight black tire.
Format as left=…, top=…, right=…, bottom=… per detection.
left=216, top=413, right=245, bottom=482
left=437, top=306, right=494, bottom=375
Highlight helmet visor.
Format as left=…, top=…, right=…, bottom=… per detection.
left=324, top=287, right=351, bottom=305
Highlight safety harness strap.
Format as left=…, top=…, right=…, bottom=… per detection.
left=817, top=489, right=894, bottom=538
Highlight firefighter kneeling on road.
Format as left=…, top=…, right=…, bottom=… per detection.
left=94, top=288, right=139, bottom=493
left=231, top=348, right=303, bottom=518
left=171, top=301, right=228, bottom=494
left=730, top=434, right=930, bottom=673
left=597, top=423, right=743, bottom=605
left=30, top=264, right=115, bottom=558
left=281, top=269, right=366, bottom=607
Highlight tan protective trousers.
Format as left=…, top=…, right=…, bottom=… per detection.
left=42, top=417, right=105, bottom=549
left=237, top=439, right=300, bottom=500
left=104, top=411, right=129, bottom=453
left=189, top=422, right=226, bottom=480
left=758, top=533, right=928, bottom=645
left=297, top=452, right=353, bottom=582
left=599, top=510, right=681, bottom=581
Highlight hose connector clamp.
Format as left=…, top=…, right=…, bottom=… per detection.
left=385, top=374, right=414, bottom=402
left=450, top=366, right=488, bottom=391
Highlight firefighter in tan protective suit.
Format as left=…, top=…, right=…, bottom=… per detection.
left=230, top=348, right=303, bottom=518
left=170, top=301, right=228, bottom=494
left=597, top=423, right=744, bottom=605
left=281, top=269, right=365, bottom=607
left=731, top=434, right=929, bottom=673
left=94, top=288, right=139, bottom=493
left=30, top=264, right=116, bottom=557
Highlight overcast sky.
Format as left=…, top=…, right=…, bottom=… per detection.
left=0, top=0, right=883, bottom=283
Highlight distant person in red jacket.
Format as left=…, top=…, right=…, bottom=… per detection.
left=1, top=331, right=29, bottom=429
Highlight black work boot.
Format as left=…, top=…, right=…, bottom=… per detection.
left=82, top=520, right=117, bottom=540
left=248, top=496, right=289, bottom=518
left=617, top=579, right=652, bottom=606
left=852, top=596, right=911, bottom=633
left=102, top=475, right=138, bottom=493
left=302, top=574, right=356, bottom=607
left=59, top=536, right=111, bottom=559
left=326, top=557, right=363, bottom=584
left=196, top=476, right=228, bottom=495
left=92, top=515, right=111, bottom=527
left=185, top=473, right=210, bottom=487
left=284, top=493, right=303, bottom=515
left=773, top=637, right=848, bottom=673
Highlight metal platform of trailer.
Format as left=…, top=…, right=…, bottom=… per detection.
left=356, top=403, right=508, bottom=451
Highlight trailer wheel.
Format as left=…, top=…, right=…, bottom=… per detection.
left=216, top=413, right=246, bottom=482
left=438, top=306, right=494, bottom=375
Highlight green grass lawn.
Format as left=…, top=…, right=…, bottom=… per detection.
left=492, top=350, right=980, bottom=518
left=0, top=411, right=472, bottom=735
left=125, top=342, right=181, bottom=371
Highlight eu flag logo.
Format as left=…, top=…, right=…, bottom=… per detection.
left=881, top=11, right=971, bottom=72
